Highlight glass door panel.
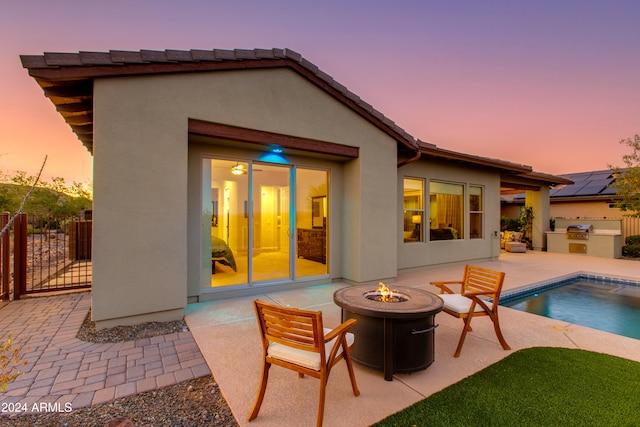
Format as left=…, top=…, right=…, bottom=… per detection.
left=251, top=163, right=291, bottom=282
left=203, top=159, right=249, bottom=288
left=295, top=168, right=328, bottom=278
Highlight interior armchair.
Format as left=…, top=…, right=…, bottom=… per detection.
left=248, top=300, right=360, bottom=427
left=431, top=265, right=511, bottom=357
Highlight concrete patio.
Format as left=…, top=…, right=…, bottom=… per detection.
left=185, top=251, right=640, bottom=426
left=0, top=251, right=638, bottom=426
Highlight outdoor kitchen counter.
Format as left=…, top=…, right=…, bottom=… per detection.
left=547, top=229, right=623, bottom=259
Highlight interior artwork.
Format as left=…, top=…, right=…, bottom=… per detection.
left=312, top=195, right=326, bottom=228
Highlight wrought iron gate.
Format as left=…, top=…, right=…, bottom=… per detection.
left=0, top=212, right=91, bottom=300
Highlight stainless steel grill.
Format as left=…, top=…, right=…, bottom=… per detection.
left=567, top=224, right=593, bottom=240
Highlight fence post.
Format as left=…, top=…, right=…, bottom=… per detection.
left=0, top=212, right=9, bottom=300
left=13, top=213, right=27, bottom=300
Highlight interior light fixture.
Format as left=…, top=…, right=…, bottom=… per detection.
left=231, top=163, right=246, bottom=175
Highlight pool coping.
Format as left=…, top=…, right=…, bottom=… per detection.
left=500, top=270, right=640, bottom=303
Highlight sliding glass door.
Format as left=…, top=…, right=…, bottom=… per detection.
left=251, top=163, right=291, bottom=282
left=202, top=158, right=328, bottom=289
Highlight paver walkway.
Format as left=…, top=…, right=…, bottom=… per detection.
left=0, top=292, right=210, bottom=414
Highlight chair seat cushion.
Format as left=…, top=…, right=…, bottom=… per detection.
left=440, top=294, right=492, bottom=314
left=267, top=329, right=355, bottom=371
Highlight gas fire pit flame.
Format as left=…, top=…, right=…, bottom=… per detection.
left=364, top=282, right=409, bottom=303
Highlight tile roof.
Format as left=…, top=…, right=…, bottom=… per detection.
left=21, top=48, right=423, bottom=154
left=21, top=47, right=565, bottom=181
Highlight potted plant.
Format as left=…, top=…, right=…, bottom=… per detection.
left=519, top=206, right=534, bottom=249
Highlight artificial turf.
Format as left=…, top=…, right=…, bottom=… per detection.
left=374, top=347, right=640, bottom=427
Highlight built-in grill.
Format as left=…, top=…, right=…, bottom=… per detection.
left=547, top=219, right=622, bottom=258
left=566, top=224, right=593, bottom=240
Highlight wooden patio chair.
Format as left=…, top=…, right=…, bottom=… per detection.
left=431, top=265, right=511, bottom=357
left=248, top=300, right=360, bottom=427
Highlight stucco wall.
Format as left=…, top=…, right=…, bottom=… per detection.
left=93, top=68, right=398, bottom=325
left=397, top=159, right=502, bottom=271
left=526, top=188, right=550, bottom=251
left=551, top=200, right=624, bottom=219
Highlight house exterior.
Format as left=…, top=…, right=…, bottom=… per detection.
left=502, top=169, right=640, bottom=240
left=22, top=48, right=569, bottom=328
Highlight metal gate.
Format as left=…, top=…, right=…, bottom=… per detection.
left=0, top=212, right=91, bottom=300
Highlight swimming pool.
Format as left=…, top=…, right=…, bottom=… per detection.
left=500, top=274, right=640, bottom=340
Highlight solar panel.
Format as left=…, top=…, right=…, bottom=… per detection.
left=574, top=184, right=606, bottom=196
left=600, top=186, right=618, bottom=195
left=552, top=170, right=618, bottom=197
left=551, top=185, right=581, bottom=197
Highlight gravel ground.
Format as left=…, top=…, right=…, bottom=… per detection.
left=1, top=311, right=238, bottom=427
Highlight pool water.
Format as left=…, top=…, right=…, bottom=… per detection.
left=501, top=276, right=640, bottom=340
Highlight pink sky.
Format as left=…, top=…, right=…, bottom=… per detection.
left=1, top=1, right=639, bottom=184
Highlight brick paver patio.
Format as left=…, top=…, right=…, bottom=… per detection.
left=0, top=292, right=210, bottom=414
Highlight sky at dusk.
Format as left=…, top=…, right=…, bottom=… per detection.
left=1, top=0, right=639, bottom=185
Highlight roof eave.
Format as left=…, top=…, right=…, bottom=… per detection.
left=21, top=48, right=421, bottom=154
left=418, top=143, right=533, bottom=174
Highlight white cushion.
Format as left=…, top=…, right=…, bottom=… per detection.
left=440, top=294, right=492, bottom=314
left=267, top=328, right=355, bottom=371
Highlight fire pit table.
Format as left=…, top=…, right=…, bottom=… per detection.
left=333, top=284, right=443, bottom=381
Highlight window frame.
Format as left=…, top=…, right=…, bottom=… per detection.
left=403, top=177, right=425, bottom=243
left=469, top=185, right=484, bottom=239
left=428, top=180, right=465, bottom=241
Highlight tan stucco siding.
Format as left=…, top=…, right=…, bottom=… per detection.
left=526, top=188, right=550, bottom=250
left=93, top=67, right=398, bottom=324
left=551, top=201, right=623, bottom=219
left=93, top=78, right=188, bottom=327
left=397, top=160, right=502, bottom=270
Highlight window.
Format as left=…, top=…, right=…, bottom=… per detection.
left=403, top=178, right=424, bottom=242
left=469, top=186, right=483, bottom=239
left=429, top=181, right=463, bottom=240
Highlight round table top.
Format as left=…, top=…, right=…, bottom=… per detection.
left=333, top=284, right=443, bottom=319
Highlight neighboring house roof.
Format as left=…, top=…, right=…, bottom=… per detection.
left=509, top=169, right=622, bottom=202
left=21, top=47, right=564, bottom=183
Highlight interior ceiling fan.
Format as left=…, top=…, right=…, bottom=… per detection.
left=230, top=162, right=263, bottom=175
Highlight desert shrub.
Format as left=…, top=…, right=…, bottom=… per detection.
left=625, top=235, right=640, bottom=246
left=0, top=336, right=28, bottom=392
left=622, top=244, right=640, bottom=258
left=500, top=216, right=521, bottom=232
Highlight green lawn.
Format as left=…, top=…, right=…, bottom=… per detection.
left=374, top=347, right=640, bottom=427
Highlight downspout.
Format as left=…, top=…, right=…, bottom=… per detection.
left=397, top=148, right=421, bottom=168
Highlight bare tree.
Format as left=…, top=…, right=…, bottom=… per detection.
left=0, top=156, right=47, bottom=237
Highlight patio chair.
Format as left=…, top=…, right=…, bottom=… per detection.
left=431, top=265, right=511, bottom=357
left=248, top=299, right=360, bottom=427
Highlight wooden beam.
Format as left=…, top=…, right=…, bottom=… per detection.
left=64, top=114, right=92, bottom=125
left=44, top=85, right=92, bottom=99
left=500, top=181, right=540, bottom=191
left=188, top=119, right=359, bottom=158
left=69, top=124, right=93, bottom=135
left=56, top=101, right=92, bottom=113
